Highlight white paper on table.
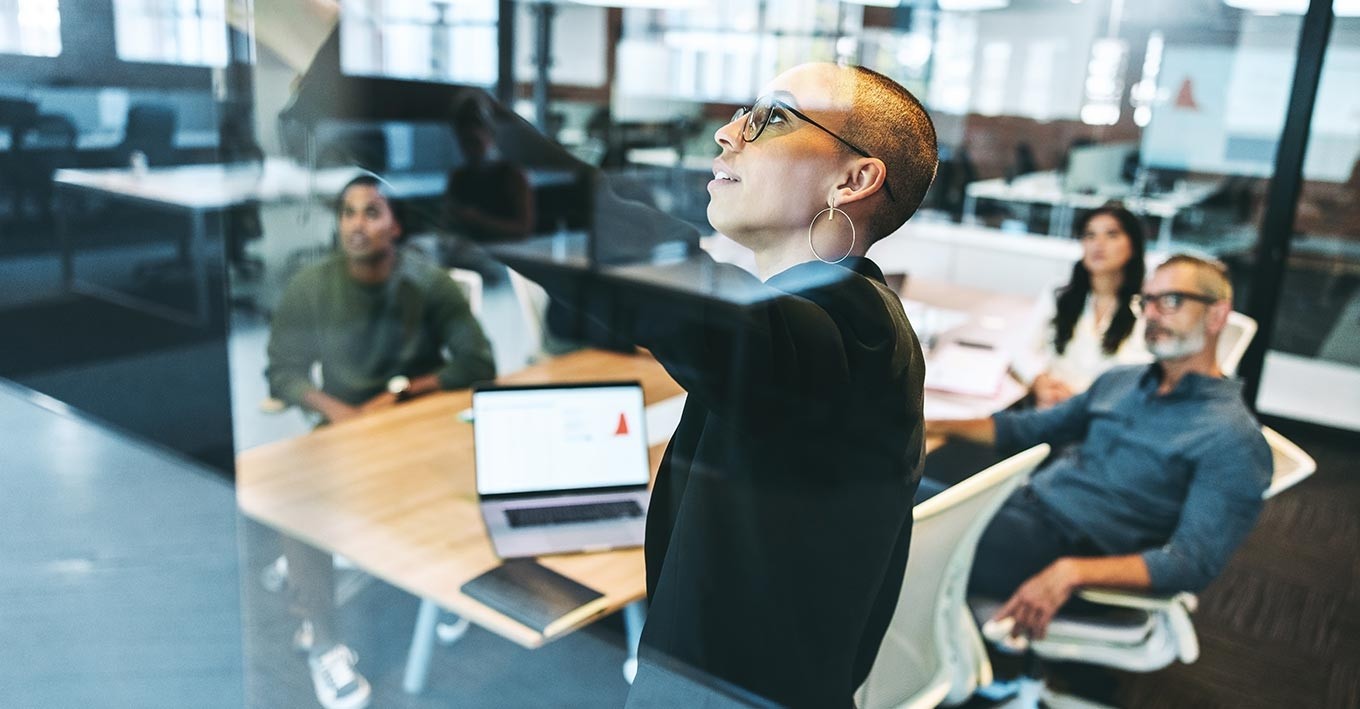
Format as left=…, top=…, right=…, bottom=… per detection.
left=645, top=394, right=688, bottom=447
left=925, top=342, right=1011, bottom=398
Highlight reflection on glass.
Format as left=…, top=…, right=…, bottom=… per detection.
left=339, top=0, right=498, bottom=85
left=0, top=0, right=61, bottom=56
left=113, top=0, right=229, bottom=67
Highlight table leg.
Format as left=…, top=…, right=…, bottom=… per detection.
left=402, top=597, right=441, bottom=694
left=1157, top=213, right=1173, bottom=251
left=623, top=600, right=646, bottom=684
left=1050, top=203, right=1070, bottom=238
left=187, top=209, right=210, bottom=327
left=57, top=186, right=74, bottom=291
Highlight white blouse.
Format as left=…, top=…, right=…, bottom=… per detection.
left=1013, top=285, right=1153, bottom=394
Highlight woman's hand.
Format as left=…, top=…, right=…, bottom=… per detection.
left=1032, top=373, right=1075, bottom=410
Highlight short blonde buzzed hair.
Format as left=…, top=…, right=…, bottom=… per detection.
left=839, top=66, right=938, bottom=241
left=1156, top=253, right=1233, bottom=303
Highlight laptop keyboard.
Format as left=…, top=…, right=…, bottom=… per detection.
left=505, top=500, right=644, bottom=529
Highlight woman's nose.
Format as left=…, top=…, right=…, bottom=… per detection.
left=714, top=118, right=743, bottom=152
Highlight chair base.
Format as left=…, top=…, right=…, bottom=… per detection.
left=987, top=677, right=1116, bottom=709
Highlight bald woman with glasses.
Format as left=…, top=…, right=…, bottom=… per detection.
left=451, top=62, right=938, bottom=707
left=617, top=63, right=938, bottom=707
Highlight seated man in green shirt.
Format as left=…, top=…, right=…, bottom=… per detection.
left=265, top=174, right=496, bottom=709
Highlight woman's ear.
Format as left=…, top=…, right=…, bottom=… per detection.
left=832, top=157, right=888, bottom=207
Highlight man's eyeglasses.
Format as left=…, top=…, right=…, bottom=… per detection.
left=1136, top=291, right=1219, bottom=313
left=731, top=95, right=896, bottom=202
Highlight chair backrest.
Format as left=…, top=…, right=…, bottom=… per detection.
left=121, top=103, right=177, bottom=165
left=857, top=444, right=1051, bottom=709
left=448, top=268, right=484, bottom=318
left=506, top=267, right=549, bottom=362
left=1261, top=425, right=1317, bottom=499
left=1217, top=311, right=1256, bottom=377
left=21, top=113, right=77, bottom=151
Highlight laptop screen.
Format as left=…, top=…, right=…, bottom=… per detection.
left=473, top=383, right=651, bottom=496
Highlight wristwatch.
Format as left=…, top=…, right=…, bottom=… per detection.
left=387, top=375, right=412, bottom=402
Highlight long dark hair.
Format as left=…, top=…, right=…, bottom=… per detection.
left=1053, top=204, right=1146, bottom=356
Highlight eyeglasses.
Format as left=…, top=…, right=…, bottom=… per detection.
left=731, top=95, right=896, bottom=202
left=1136, top=290, right=1218, bottom=313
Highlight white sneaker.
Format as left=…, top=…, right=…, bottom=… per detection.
left=293, top=620, right=314, bottom=655
left=435, top=615, right=471, bottom=645
left=307, top=644, right=371, bottom=709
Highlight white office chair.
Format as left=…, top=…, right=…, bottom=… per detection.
left=506, top=267, right=552, bottom=363
left=856, top=444, right=1052, bottom=709
left=448, top=267, right=484, bottom=317
left=969, top=426, right=1317, bottom=709
left=1217, top=311, right=1257, bottom=377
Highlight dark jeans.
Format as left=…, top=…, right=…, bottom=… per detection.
left=917, top=478, right=1099, bottom=600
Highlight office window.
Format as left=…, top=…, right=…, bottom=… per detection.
left=340, top=0, right=498, bottom=86
left=617, top=0, right=854, bottom=104
left=0, top=0, right=61, bottom=57
left=113, top=0, right=228, bottom=67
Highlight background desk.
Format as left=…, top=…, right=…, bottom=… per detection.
left=236, top=349, right=683, bottom=692
left=53, top=159, right=447, bottom=326
left=964, top=171, right=1219, bottom=247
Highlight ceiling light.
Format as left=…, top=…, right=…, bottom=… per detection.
left=938, top=0, right=1011, bottom=10
left=566, top=0, right=709, bottom=8
left=1222, top=0, right=1360, bottom=16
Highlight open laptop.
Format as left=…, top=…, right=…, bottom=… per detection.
left=473, top=381, right=652, bottom=559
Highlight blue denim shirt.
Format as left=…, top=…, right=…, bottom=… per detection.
left=993, top=364, right=1271, bottom=592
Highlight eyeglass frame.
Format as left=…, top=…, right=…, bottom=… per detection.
left=731, top=96, right=897, bottom=203
left=1135, top=290, right=1220, bottom=314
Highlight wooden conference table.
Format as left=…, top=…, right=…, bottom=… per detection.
left=236, top=283, right=1025, bottom=692
left=237, top=349, right=683, bottom=693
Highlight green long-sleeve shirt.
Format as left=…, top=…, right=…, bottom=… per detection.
left=266, top=249, right=496, bottom=411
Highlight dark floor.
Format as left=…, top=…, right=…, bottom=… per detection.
left=1114, top=418, right=1360, bottom=709
left=239, top=518, right=634, bottom=709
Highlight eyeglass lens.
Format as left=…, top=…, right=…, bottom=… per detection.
left=733, top=97, right=773, bottom=143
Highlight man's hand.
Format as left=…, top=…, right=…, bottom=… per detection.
left=359, top=391, right=400, bottom=414
left=992, top=559, right=1079, bottom=639
left=302, top=389, right=361, bottom=424
left=320, top=402, right=361, bottom=424
left=1032, top=373, right=1075, bottom=410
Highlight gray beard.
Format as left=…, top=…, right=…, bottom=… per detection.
left=1149, top=325, right=1207, bottom=361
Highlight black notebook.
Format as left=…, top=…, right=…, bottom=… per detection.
left=461, top=559, right=609, bottom=636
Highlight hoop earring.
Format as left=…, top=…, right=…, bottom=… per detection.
left=807, top=206, right=856, bottom=264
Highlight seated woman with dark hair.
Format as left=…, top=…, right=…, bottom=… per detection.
left=1013, top=204, right=1153, bottom=409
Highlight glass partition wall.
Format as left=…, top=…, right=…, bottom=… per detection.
left=1257, top=10, right=1360, bottom=431
left=4, top=1, right=1357, bottom=708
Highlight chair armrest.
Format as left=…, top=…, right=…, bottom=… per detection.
left=1076, top=587, right=1199, bottom=613
left=1075, top=587, right=1200, bottom=663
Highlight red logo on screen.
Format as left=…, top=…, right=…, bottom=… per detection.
left=615, top=412, right=630, bottom=436
left=1175, top=78, right=1199, bottom=111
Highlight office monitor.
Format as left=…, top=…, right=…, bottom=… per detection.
left=1063, top=142, right=1137, bottom=195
